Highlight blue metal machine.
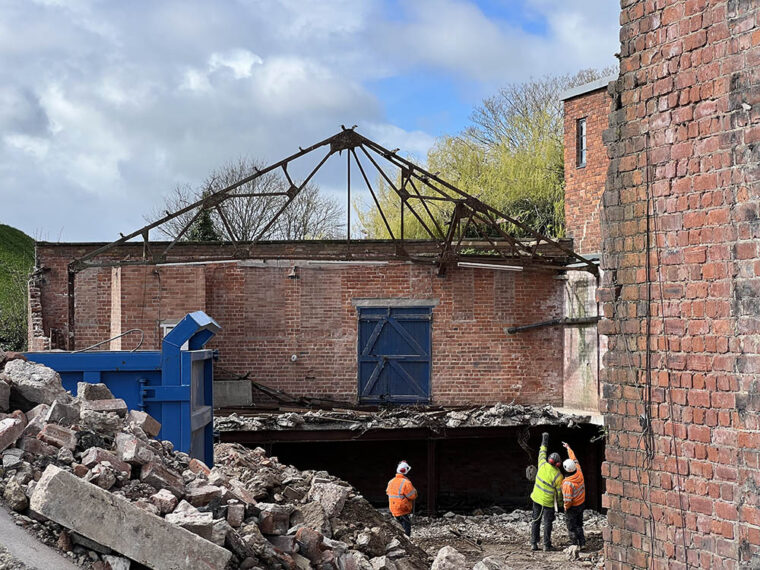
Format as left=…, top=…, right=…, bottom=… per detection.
left=24, top=311, right=220, bottom=466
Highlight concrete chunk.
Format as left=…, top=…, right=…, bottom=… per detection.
left=30, top=465, right=231, bottom=570
left=115, top=433, right=158, bottom=465
left=126, top=410, right=161, bottom=438
left=257, top=503, right=293, bottom=535
left=308, top=481, right=350, bottom=518
left=165, top=500, right=214, bottom=540
left=0, top=416, right=26, bottom=452
left=3, top=360, right=73, bottom=408
left=76, top=382, right=114, bottom=401
left=45, top=400, right=81, bottom=427
left=82, top=399, right=127, bottom=417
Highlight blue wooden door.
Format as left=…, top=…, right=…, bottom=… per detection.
left=357, top=306, right=432, bottom=404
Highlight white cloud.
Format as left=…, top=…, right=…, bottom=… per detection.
left=209, top=49, right=263, bottom=79
left=0, top=0, right=619, bottom=241
left=374, top=0, right=618, bottom=83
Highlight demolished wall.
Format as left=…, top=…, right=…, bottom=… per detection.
left=600, top=1, right=760, bottom=568
left=32, top=242, right=568, bottom=407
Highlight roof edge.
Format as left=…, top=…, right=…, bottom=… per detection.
left=560, top=74, right=618, bottom=102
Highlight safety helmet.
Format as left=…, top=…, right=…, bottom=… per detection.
left=548, top=453, right=562, bottom=467
left=397, top=460, right=411, bottom=474
left=563, top=459, right=577, bottom=472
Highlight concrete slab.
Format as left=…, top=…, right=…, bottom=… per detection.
left=30, top=465, right=231, bottom=570
left=213, top=380, right=251, bottom=407
left=0, top=504, right=79, bottom=570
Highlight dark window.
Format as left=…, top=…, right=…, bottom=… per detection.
left=576, top=118, right=587, bottom=167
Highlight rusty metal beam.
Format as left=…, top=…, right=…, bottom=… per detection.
left=69, top=127, right=595, bottom=276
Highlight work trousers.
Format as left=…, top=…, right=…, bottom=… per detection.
left=531, top=501, right=555, bottom=547
left=395, top=514, right=412, bottom=536
left=566, top=504, right=585, bottom=546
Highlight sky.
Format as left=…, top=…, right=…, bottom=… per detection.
left=0, top=0, right=619, bottom=242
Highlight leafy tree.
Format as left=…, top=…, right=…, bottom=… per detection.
left=186, top=192, right=222, bottom=242
left=359, top=68, right=615, bottom=239
left=0, top=224, right=34, bottom=351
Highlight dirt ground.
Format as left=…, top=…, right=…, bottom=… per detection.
left=411, top=509, right=606, bottom=569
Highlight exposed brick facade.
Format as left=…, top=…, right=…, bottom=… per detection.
left=31, top=242, right=567, bottom=407
left=600, top=1, right=760, bottom=568
left=564, top=87, right=611, bottom=256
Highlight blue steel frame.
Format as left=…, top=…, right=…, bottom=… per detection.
left=25, top=311, right=220, bottom=466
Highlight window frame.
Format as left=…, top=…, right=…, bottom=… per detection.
left=576, top=117, right=587, bottom=168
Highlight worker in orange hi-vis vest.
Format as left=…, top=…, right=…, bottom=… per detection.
left=561, top=442, right=586, bottom=549
left=386, top=460, right=418, bottom=536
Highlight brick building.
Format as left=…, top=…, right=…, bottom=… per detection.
left=29, top=241, right=580, bottom=409
left=560, top=75, right=616, bottom=412
left=600, top=1, right=760, bottom=568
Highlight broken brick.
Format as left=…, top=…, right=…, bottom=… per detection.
left=185, top=482, right=222, bottom=507
left=18, top=436, right=57, bottom=457
left=188, top=457, right=211, bottom=476
left=126, top=409, right=161, bottom=438
left=36, top=424, right=77, bottom=451
left=150, top=488, right=178, bottom=514
left=81, top=447, right=131, bottom=477
left=140, top=461, right=185, bottom=498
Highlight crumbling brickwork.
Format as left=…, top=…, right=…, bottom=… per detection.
left=600, top=1, right=760, bottom=568
left=564, top=87, right=610, bottom=257
left=31, top=243, right=566, bottom=407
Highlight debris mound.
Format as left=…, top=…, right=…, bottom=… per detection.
left=0, top=354, right=430, bottom=569
left=216, top=402, right=591, bottom=434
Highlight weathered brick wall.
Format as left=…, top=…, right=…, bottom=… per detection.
left=563, top=271, right=601, bottom=411
left=31, top=243, right=566, bottom=407
left=565, top=88, right=611, bottom=256
left=600, top=1, right=760, bottom=568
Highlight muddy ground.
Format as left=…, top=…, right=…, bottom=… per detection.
left=411, top=509, right=605, bottom=569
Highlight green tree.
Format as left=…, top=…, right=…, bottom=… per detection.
left=186, top=192, right=222, bottom=242
left=359, top=68, right=615, bottom=239
left=0, top=224, right=34, bottom=351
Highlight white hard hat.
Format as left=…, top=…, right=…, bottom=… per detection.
left=397, top=460, right=411, bottom=474
left=563, top=459, right=577, bottom=472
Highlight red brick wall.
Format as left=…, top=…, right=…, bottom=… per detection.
left=31, top=243, right=566, bottom=407
left=600, top=1, right=760, bottom=568
left=564, top=88, right=610, bottom=256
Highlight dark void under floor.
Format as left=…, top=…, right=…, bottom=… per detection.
left=227, top=424, right=605, bottom=515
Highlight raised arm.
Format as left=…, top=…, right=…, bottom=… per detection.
left=538, top=432, right=549, bottom=467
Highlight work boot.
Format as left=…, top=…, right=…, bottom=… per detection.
left=542, top=544, right=557, bottom=552
left=530, top=543, right=538, bottom=552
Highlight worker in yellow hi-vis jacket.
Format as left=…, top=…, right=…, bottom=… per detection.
left=529, top=432, right=564, bottom=551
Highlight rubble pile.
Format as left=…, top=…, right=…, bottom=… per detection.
left=413, top=508, right=606, bottom=568
left=215, top=403, right=590, bottom=433
left=0, top=354, right=431, bottom=570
